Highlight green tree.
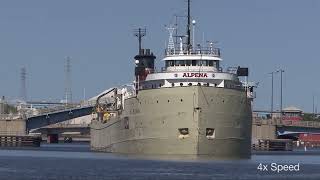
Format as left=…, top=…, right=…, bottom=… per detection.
left=4, top=104, right=17, bottom=114
left=302, top=113, right=320, bottom=122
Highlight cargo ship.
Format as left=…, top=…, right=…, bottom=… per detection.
left=90, top=0, right=256, bottom=159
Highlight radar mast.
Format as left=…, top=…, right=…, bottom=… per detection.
left=187, top=0, right=191, bottom=51
left=134, top=28, right=146, bottom=55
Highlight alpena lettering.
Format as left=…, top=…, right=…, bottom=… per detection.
left=182, top=73, right=208, bottom=78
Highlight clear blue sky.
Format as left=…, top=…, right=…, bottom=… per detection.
left=0, top=0, right=319, bottom=112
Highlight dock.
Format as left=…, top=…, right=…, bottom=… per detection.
left=0, top=135, right=41, bottom=147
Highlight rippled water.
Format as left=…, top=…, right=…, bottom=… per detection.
left=0, top=143, right=319, bottom=180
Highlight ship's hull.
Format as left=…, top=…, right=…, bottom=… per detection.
left=90, top=86, right=252, bottom=159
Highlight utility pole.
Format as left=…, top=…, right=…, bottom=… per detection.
left=20, top=67, right=27, bottom=102
left=83, top=88, right=86, bottom=102
left=274, top=69, right=285, bottom=117
left=268, top=71, right=277, bottom=118
left=279, top=69, right=284, bottom=115
left=313, top=94, right=315, bottom=117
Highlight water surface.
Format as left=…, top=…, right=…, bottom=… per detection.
left=0, top=143, right=319, bottom=180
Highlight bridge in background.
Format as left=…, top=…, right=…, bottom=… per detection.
left=1, top=104, right=94, bottom=142
left=252, top=116, right=320, bottom=144
left=26, top=105, right=94, bottom=142
left=26, top=105, right=93, bottom=131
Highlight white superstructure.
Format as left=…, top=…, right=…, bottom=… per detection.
left=135, top=35, right=252, bottom=97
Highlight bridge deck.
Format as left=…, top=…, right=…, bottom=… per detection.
left=26, top=106, right=94, bottom=131
left=253, top=118, right=320, bottom=128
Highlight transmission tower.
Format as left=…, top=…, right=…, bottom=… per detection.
left=20, top=67, right=27, bottom=101
left=64, top=57, right=72, bottom=104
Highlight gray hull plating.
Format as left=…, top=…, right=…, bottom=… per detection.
left=90, top=86, right=252, bottom=158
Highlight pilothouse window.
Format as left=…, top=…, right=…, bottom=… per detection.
left=208, top=60, right=220, bottom=68
left=198, top=60, right=208, bottom=66
left=166, top=60, right=174, bottom=67
left=214, top=61, right=219, bottom=68
left=175, top=60, right=186, bottom=66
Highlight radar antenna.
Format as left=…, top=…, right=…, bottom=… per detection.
left=133, top=28, right=146, bottom=55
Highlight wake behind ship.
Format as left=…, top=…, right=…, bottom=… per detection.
left=90, top=0, right=256, bottom=159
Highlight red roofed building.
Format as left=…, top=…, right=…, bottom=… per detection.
left=282, top=106, right=303, bottom=121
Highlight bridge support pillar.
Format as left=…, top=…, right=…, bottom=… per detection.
left=47, top=134, right=59, bottom=143
left=252, top=124, right=276, bottom=144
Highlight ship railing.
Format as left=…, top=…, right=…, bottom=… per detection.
left=156, top=66, right=224, bottom=73
left=165, top=47, right=221, bottom=57
left=157, top=66, right=239, bottom=75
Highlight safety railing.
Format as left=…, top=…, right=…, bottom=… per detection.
left=253, top=117, right=320, bottom=128
left=165, top=47, right=221, bottom=57
left=44, top=123, right=90, bottom=128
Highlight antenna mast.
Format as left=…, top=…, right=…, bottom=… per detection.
left=187, top=0, right=191, bottom=50
left=134, top=28, right=146, bottom=55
